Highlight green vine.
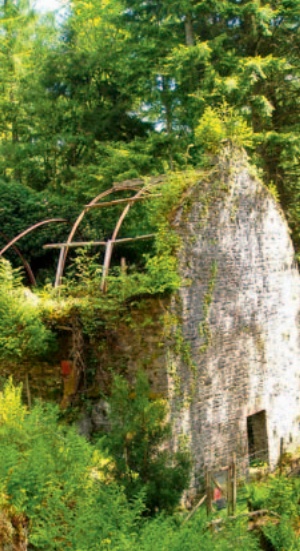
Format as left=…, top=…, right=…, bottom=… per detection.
left=162, top=308, right=197, bottom=401
left=198, top=260, right=218, bottom=353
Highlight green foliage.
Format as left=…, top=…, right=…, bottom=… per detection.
left=195, top=105, right=254, bottom=154
left=0, top=180, right=80, bottom=281
left=134, top=510, right=260, bottom=551
left=1, top=1, right=300, bottom=547
left=2, top=381, right=300, bottom=550
left=262, top=476, right=300, bottom=550
left=0, top=378, right=144, bottom=550
left=246, top=482, right=270, bottom=512
left=104, top=371, right=191, bottom=514
left=2, top=0, right=300, bottom=271
left=246, top=476, right=300, bottom=551
left=264, top=476, right=299, bottom=517
left=145, top=251, right=181, bottom=294
left=267, top=181, right=280, bottom=203
left=263, top=517, right=299, bottom=551
left=0, top=259, right=55, bottom=363
left=143, top=169, right=200, bottom=293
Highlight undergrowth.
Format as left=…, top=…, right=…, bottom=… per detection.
left=1, top=379, right=300, bottom=550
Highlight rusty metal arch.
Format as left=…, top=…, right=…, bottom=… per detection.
left=0, top=218, right=68, bottom=258
left=0, top=231, right=36, bottom=286
left=100, top=187, right=146, bottom=291
left=54, top=182, right=146, bottom=287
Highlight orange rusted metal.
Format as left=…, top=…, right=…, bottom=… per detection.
left=54, top=184, right=144, bottom=287
left=0, top=230, right=36, bottom=286
left=0, top=219, right=68, bottom=257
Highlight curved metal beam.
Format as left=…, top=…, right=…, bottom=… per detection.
left=0, top=231, right=36, bottom=286
left=0, top=219, right=68, bottom=257
left=100, top=186, right=150, bottom=291
left=54, top=184, right=143, bottom=287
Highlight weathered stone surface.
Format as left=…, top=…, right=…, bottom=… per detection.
left=91, top=399, right=110, bottom=432
left=94, top=297, right=170, bottom=396
left=169, top=152, right=300, bottom=481
left=92, top=151, right=300, bottom=484
left=77, top=414, right=93, bottom=439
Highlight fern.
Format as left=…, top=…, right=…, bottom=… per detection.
left=0, top=258, right=23, bottom=292
left=0, top=259, right=55, bottom=363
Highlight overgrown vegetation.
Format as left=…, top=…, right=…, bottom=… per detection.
left=0, top=259, right=54, bottom=363
left=104, top=371, right=191, bottom=514
left=2, top=378, right=300, bottom=550
left=1, top=0, right=300, bottom=547
left=2, top=0, right=300, bottom=276
left=0, top=379, right=145, bottom=550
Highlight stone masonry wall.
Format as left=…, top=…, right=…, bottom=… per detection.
left=91, top=151, right=300, bottom=483
left=169, top=152, right=300, bottom=482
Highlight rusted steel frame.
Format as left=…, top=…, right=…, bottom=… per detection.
left=0, top=230, right=36, bottom=286
left=45, top=241, right=106, bottom=249
left=44, top=234, right=155, bottom=249
left=101, top=240, right=113, bottom=292
left=108, top=233, right=156, bottom=244
left=0, top=219, right=67, bottom=257
left=113, top=180, right=144, bottom=190
left=112, top=175, right=166, bottom=189
left=56, top=247, right=66, bottom=289
left=112, top=189, right=145, bottom=242
left=55, top=187, right=116, bottom=287
left=54, top=184, right=144, bottom=288
left=100, top=187, right=146, bottom=291
left=84, top=194, right=161, bottom=209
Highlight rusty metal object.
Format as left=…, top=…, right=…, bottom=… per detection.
left=100, top=188, right=145, bottom=291
left=44, top=234, right=155, bottom=249
left=54, top=184, right=146, bottom=287
left=0, top=231, right=36, bottom=286
left=55, top=187, right=117, bottom=287
left=54, top=176, right=164, bottom=287
left=0, top=219, right=68, bottom=257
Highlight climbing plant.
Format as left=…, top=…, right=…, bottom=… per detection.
left=0, top=259, right=55, bottom=364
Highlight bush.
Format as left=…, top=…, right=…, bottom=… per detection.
left=104, top=371, right=191, bottom=514
left=0, top=378, right=144, bottom=550
left=0, top=259, right=55, bottom=363
left=195, top=104, right=254, bottom=153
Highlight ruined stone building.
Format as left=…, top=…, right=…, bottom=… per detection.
left=170, top=152, right=300, bottom=478
left=92, top=151, right=300, bottom=482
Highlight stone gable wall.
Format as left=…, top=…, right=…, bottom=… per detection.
left=169, top=154, right=300, bottom=481
left=91, top=153, right=300, bottom=483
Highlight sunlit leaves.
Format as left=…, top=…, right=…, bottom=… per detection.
left=0, top=259, right=55, bottom=362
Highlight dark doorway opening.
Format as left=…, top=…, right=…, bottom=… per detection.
left=247, top=410, right=269, bottom=464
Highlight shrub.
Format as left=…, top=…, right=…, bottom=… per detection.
left=104, top=371, right=191, bottom=514
left=195, top=104, right=254, bottom=153
left=0, top=259, right=55, bottom=363
left=0, top=378, right=144, bottom=550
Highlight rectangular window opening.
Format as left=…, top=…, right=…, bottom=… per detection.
left=247, top=410, right=269, bottom=465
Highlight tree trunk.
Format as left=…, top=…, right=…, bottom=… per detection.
left=184, top=13, right=195, bottom=47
